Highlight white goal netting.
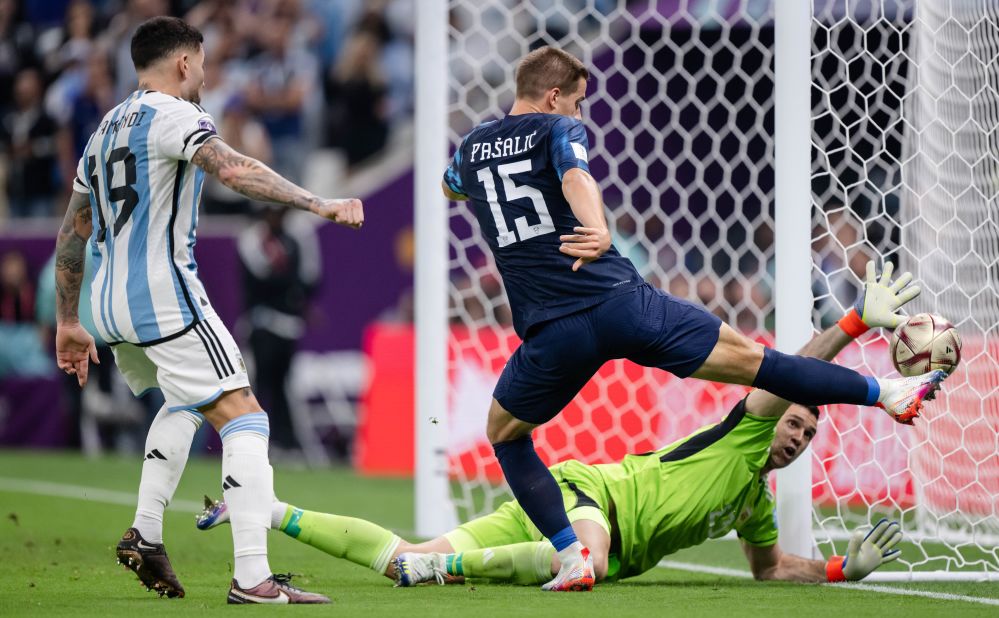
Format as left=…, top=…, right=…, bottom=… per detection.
left=810, top=0, right=999, bottom=572
left=442, top=0, right=998, bottom=577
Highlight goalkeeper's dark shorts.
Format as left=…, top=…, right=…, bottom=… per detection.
left=493, top=282, right=721, bottom=425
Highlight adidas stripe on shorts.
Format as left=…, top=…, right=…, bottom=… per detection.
left=112, top=312, right=250, bottom=412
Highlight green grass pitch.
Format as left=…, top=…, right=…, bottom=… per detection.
left=0, top=451, right=996, bottom=616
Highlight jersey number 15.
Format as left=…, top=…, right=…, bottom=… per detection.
left=475, top=159, right=555, bottom=247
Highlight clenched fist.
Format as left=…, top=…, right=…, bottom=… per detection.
left=315, top=198, right=364, bottom=229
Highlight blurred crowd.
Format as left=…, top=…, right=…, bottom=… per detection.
left=0, top=0, right=414, bottom=220
left=0, top=0, right=415, bottom=456
left=0, top=0, right=888, bottom=457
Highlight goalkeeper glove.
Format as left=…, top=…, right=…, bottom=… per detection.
left=838, top=260, right=921, bottom=337
left=825, top=518, right=902, bottom=582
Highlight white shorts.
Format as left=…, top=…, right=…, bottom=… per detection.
left=112, top=313, right=250, bottom=412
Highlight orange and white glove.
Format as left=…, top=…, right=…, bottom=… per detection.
left=826, top=519, right=903, bottom=582
left=838, top=261, right=921, bottom=337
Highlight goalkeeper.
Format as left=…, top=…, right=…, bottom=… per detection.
left=197, top=263, right=913, bottom=586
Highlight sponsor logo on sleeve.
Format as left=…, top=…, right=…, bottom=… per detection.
left=570, top=142, right=588, bottom=162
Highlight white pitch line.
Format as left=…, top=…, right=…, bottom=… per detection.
left=837, top=582, right=999, bottom=607
left=657, top=560, right=999, bottom=607
left=0, top=476, right=423, bottom=538
left=4, top=477, right=996, bottom=608
left=658, top=560, right=751, bottom=579
left=0, top=477, right=203, bottom=513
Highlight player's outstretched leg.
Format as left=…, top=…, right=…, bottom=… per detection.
left=487, top=400, right=594, bottom=592
left=198, top=498, right=403, bottom=582
left=395, top=542, right=556, bottom=587
left=448, top=542, right=559, bottom=585
left=874, top=371, right=947, bottom=424
left=393, top=552, right=448, bottom=586
left=117, top=406, right=202, bottom=597
left=691, top=323, right=946, bottom=422
left=275, top=504, right=402, bottom=577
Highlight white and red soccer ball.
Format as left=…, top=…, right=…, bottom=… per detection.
left=890, top=313, right=962, bottom=377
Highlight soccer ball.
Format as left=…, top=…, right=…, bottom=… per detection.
left=890, top=313, right=962, bottom=377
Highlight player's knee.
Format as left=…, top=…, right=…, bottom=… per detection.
left=590, top=551, right=609, bottom=582
left=720, top=325, right=763, bottom=361
left=486, top=400, right=533, bottom=443
left=488, top=425, right=529, bottom=444
left=734, top=339, right=764, bottom=381
left=486, top=424, right=504, bottom=444
left=201, top=387, right=265, bottom=431
left=698, top=324, right=765, bottom=384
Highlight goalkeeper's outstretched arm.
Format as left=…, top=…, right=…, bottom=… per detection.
left=746, top=260, right=920, bottom=419
left=742, top=519, right=902, bottom=583
left=742, top=541, right=826, bottom=582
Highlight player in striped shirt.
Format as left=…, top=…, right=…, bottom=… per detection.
left=53, top=16, right=362, bottom=604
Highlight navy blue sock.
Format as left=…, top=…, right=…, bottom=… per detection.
left=492, top=436, right=577, bottom=551
left=752, top=347, right=880, bottom=406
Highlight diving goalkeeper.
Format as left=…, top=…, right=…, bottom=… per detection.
left=197, top=262, right=916, bottom=586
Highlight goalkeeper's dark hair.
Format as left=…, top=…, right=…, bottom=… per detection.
left=131, top=16, right=203, bottom=71
left=805, top=405, right=821, bottom=420
left=515, top=46, right=589, bottom=100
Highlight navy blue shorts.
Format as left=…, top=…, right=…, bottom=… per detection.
left=493, top=283, right=722, bottom=424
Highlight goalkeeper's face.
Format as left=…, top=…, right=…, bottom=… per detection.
left=768, top=407, right=818, bottom=469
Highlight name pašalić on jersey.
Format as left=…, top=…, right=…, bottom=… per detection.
left=444, top=113, right=642, bottom=338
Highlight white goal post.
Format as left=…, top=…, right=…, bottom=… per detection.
left=414, top=0, right=458, bottom=536
left=773, top=0, right=817, bottom=562
left=415, top=0, right=999, bottom=582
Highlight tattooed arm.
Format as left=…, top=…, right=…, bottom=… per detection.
left=191, top=138, right=364, bottom=228
left=55, top=190, right=99, bottom=386
left=55, top=191, right=92, bottom=324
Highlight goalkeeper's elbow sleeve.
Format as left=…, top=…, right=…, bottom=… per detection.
left=825, top=555, right=847, bottom=582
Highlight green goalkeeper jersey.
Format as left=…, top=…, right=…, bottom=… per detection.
left=550, top=398, right=779, bottom=580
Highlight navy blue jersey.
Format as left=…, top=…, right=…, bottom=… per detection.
left=445, top=113, right=641, bottom=338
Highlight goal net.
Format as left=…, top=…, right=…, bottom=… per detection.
left=435, top=0, right=998, bottom=579
left=811, top=0, right=999, bottom=576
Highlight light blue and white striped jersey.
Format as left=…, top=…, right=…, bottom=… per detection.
left=73, top=90, right=219, bottom=346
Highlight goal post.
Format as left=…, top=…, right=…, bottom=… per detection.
left=414, top=0, right=457, bottom=538
left=774, top=0, right=819, bottom=562
left=416, top=0, right=999, bottom=579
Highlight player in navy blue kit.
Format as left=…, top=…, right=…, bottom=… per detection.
left=442, top=47, right=945, bottom=591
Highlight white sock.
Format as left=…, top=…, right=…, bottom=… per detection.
left=221, top=412, right=273, bottom=589
left=132, top=407, right=202, bottom=544
left=556, top=541, right=586, bottom=566
left=271, top=500, right=289, bottom=529
left=876, top=378, right=888, bottom=403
